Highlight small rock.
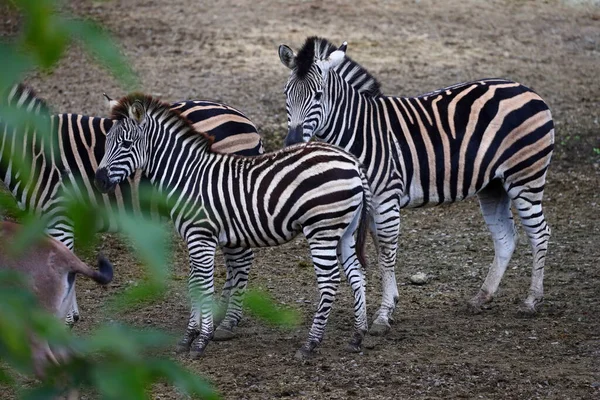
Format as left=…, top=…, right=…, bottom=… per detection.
left=409, top=272, right=428, bottom=285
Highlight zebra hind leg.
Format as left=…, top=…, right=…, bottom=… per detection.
left=510, top=188, right=550, bottom=315
left=370, top=201, right=400, bottom=336
left=295, top=238, right=341, bottom=360
left=213, top=247, right=254, bottom=341
left=468, top=181, right=517, bottom=313
left=337, top=218, right=368, bottom=353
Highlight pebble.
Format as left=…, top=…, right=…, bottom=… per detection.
left=409, top=272, right=429, bottom=285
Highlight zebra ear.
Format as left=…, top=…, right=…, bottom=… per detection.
left=317, top=41, right=347, bottom=74
left=129, top=101, right=145, bottom=125
left=279, top=44, right=296, bottom=70
left=103, top=93, right=119, bottom=112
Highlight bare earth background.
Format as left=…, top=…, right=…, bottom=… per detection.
left=1, top=0, right=600, bottom=399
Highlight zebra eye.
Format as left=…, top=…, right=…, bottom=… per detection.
left=122, top=140, right=133, bottom=149
left=314, top=91, right=323, bottom=101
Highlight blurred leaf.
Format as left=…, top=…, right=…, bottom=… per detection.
left=85, top=324, right=172, bottom=358
left=243, top=289, right=300, bottom=329
left=92, top=363, right=149, bottom=400
left=63, top=19, right=138, bottom=90
left=7, top=213, right=51, bottom=256
left=108, top=280, right=167, bottom=313
left=150, top=359, right=220, bottom=400
left=118, top=212, right=170, bottom=283
left=0, top=43, right=34, bottom=94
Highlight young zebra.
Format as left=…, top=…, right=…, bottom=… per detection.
left=0, top=84, right=263, bottom=332
left=279, top=37, right=555, bottom=333
left=94, top=93, right=374, bottom=358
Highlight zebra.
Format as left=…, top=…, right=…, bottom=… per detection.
left=94, top=93, right=374, bottom=359
left=278, top=37, right=554, bottom=333
left=0, top=84, right=263, bottom=332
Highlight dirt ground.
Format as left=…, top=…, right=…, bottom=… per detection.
left=2, top=0, right=600, bottom=398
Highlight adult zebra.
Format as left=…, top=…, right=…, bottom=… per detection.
left=94, top=93, right=374, bottom=358
left=279, top=37, right=554, bottom=333
left=0, top=84, right=263, bottom=332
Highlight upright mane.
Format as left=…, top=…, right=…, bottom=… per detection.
left=111, top=93, right=214, bottom=146
left=295, top=36, right=383, bottom=97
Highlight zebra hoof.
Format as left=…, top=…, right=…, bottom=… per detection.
left=517, top=300, right=542, bottom=317
left=466, top=300, right=484, bottom=315
left=213, top=327, right=236, bottom=341
left=175, top=342, right=190, bottom=354
left=295, top=341, right=319, bottom=360
left=190, top=344, right=207, bottom=359
left=368, top=321, right=390, bottom=336
left=344, top=342, right=362, bottom=353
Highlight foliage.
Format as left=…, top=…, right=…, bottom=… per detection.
left=0, top=0, right=298, bottom=398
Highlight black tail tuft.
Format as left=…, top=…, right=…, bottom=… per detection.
left=356, top=201, right=369, bottom=270
left=94, top=254, right=114, bottom=285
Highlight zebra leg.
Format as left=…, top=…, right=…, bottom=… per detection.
left=213, top=247, right=254, bottom=341
left=370, top=201, right=400, bottom=336
left=214, top=257, right=234, bottom=325
left=176, top=238, right=217, bottom=358
left=295, top=238, right=341, bottom=360
left=468, top=182, right=517, bottom=313
left=510, top=191, right=551, bottom=314
left=337, top=220, right=368, bottom=353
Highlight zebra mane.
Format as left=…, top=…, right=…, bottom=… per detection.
left=295, top=37, right=382, bottom=97
left=2, top=83, right=51, bottom=113
left=111, top=93, right=215, bottom=146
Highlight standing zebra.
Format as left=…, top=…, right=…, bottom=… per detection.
left=279, top=37, right=554, bottom=333
left=94, top=93, right=373, bottom=358
left=0, top=84, right=263, bottom=332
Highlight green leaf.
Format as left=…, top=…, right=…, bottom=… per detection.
left=0, top=43, right=34, bottom=94
left=150, top=359, right=220, bottom=400
left=108, top=279, right=167, bottom=312
left=243, top=289, right=300, bottom=328
left=62, top=18, right=138, bottom=90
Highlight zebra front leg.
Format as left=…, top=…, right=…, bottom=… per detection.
left=214, top=247, right=254, bottom=341
left=370, top=203, right=400, bottom=336
left=176, top=238, right=217, bottom=357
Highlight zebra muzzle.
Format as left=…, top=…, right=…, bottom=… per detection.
left=94, top=167, right=115, bottom=193
left=284, top=125, right=305, bottom=147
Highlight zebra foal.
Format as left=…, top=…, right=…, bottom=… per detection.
left=0, top=84, right=263, bottom=331
left=94, top=93, right=374, bottom=358
left=279, top=37, right=554, bottom=332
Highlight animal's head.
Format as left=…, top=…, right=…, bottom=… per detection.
left=94, top=94, right=151, bottom=193
left=278, top=37, right=348, bottom=146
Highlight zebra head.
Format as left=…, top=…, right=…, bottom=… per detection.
left=94, top=97, right=148, bottom=193
left=279, top=38, right=347, bottom=146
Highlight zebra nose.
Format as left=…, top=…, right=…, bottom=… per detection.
left=94, top=168, right=111, bottom=192
left=284, top=125, right=304, bottom=147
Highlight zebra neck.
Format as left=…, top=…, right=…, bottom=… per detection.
left=143, top=126, right=211, bottom=194
left=319, top=74, right=381, bottom=158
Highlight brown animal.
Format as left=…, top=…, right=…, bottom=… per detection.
left=0, top=221, right=113, bottom=378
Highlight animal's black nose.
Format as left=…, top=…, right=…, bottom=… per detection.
left=73, top=313, right=80, bottom=323
left=284, top=125, right=304, bottom=147
left=94, top=167, right=111, bottom=192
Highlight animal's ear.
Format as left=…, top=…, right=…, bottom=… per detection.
left=103, top=93, right=119, bottom=112
left=128, top=100, right=145, bottom=125
left=279, top=44, right=296, bottom=69
left=317, top=41, right=348, bottom=74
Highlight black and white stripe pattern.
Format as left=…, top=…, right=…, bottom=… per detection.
left=0, top=84, right=263, bottom=328
left=95, top=94, right=373, bottom=358
left=279, top=37, right=555, bottom=331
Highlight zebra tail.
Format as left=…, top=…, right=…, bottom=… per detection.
left=356, top=167, right=373, bottom=270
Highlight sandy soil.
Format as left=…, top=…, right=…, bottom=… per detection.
left=1, top=0, right=599, bottom=398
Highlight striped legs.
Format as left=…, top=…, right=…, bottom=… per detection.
left=296, top=237, right=341, bottom=359
left=213, top=247, right=254, bottom=340
left=370, top=199, right=400, bottom=335
left=468, top=181, right=517, bottom=312
left=296, top=209, right=367, bottom=359
left=510, top=188, right=550, bottom=313
left=176, top=237, right=217, bottom=358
